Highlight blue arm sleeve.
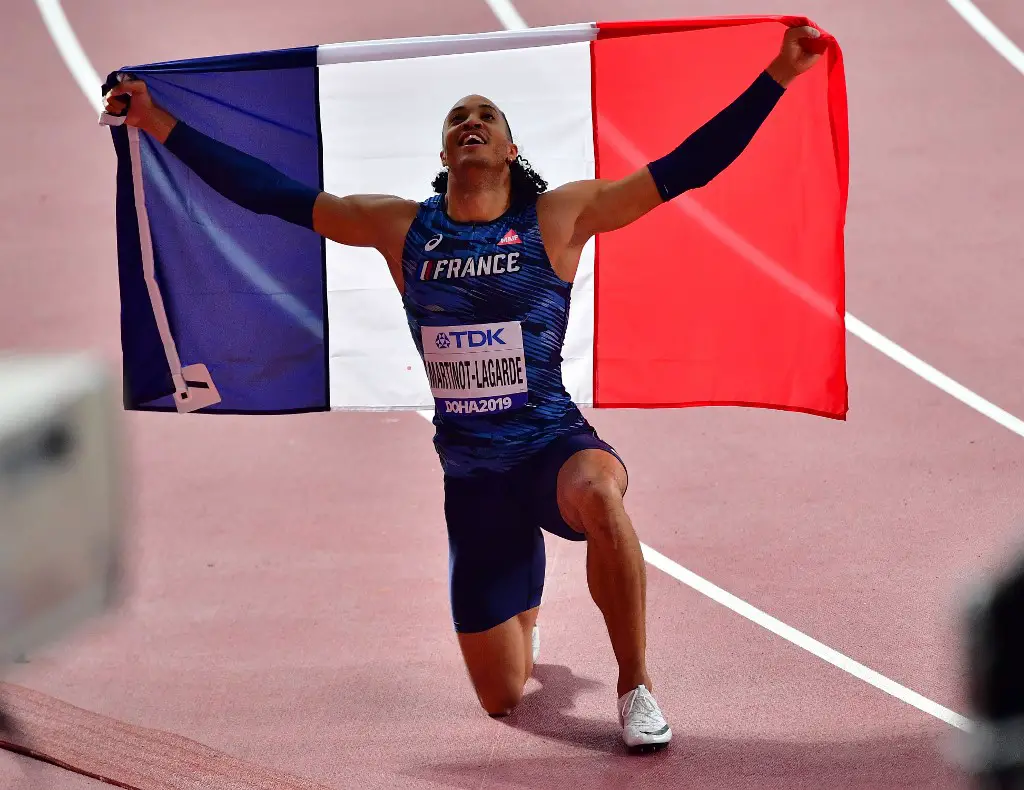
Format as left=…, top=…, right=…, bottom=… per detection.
left=163, top=121, right=321, bottom=230
left=646, top=70, right=786, bottom=202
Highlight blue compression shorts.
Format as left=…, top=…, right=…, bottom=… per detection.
left=443, top=426, right=627, bottom=634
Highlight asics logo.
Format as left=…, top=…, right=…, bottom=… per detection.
left=424, top=233, right=443, bottom=252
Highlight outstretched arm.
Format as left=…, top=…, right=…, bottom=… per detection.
left=547, top=25, right=825, bottom=249
left=102, top=80, right=416, bottom=251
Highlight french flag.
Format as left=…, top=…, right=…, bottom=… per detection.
left=106, top=17, right=848, bottom=418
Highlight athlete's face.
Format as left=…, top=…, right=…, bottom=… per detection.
left=441, top=95, right=517, bottom=172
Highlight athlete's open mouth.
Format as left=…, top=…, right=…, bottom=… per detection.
left=459, top=133, right=486, bottom=147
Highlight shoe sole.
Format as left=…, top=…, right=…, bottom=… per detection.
left=627, top=740, right=670, bottom=755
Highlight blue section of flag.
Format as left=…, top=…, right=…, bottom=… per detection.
left=108, top=46, right=328, bottom=412
left=123, top=45, right=317, bottom=75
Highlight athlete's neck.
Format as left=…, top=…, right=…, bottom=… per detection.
left=444, top=169, right=512, bottom=223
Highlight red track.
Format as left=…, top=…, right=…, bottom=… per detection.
left=2, top=0, right=1022, bottom=787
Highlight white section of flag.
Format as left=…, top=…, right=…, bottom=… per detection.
left=316, top=23, right=597, bottom=65
left=319, top=41, right=596, bottom=410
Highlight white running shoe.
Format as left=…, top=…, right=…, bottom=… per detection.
left=617, top=684, right=672, bottom=753
left=531, top=625, right=540, bottom=664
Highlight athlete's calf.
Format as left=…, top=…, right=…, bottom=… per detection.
left=557, top=450, right=652, bottom=697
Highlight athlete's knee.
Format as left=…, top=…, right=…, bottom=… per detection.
left=478, top=684, right=525, bottom=717
left=566, top=472, right=625, bottom=537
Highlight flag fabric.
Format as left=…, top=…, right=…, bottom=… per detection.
left=106, top=17, right=849, bottom=418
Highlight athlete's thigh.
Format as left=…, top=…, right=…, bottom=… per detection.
left=526, top=428, right=629, bottom=540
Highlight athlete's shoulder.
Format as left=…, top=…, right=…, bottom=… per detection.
left=538, top=179, right=604, bottom=212
left=419, top=193, right=445, bottom=211
left=401, top=194, right=446, bottom=254
left=535, top=180, right=603, bottom=250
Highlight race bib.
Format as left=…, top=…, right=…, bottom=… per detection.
left=421, top=322, right=528, bottom=416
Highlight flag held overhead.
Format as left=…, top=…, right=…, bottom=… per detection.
left=104, top=17, right=848, bottom=419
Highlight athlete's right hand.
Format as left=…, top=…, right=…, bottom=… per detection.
left=102, top=77, right=177, bottom=142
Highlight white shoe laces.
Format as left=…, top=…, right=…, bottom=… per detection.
left=619, top=685, right=664, bottom=729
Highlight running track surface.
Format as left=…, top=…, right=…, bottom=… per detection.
left=1, top=1, right=1022, bottom=787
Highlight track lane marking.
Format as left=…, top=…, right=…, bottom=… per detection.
left=946, top=0, right=1024, bottom=76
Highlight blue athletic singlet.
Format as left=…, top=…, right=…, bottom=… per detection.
left=401, top=193, right=588, bottom=478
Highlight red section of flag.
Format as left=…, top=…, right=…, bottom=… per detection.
left=498, top=229, right=521, bottom=245
left=597, top=16, right=834, bottom=54
left=591, top=17, right=848, bottom=419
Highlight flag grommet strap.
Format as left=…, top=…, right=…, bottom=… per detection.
left=126, top=119, right=221, bottom=414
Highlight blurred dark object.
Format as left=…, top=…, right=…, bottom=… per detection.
left=0, top=353, right=123, bottom=666
left=963, top=548, right=1024, bottom=789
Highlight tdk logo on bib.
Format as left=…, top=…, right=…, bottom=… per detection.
left=421, top=322, right=528, bottom=416
left=435, top=329, right=505, bottom=350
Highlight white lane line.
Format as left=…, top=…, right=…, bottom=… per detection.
left=481, top=0, right=528, bottom=31
left=642, top=544, right=972, bottom=730
left=479, top=0, right=976, bottom=732
left=946, top=0, right=1024, bottom=76
left=35, top=0, right=103, bottom=113
left=847, top=315, right=1024, bottom=437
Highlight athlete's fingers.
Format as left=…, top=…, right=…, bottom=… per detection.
left=783, top=25, right=817, bottom=46
left=104, top=96, right=127, bottom=113
left=800, top=27, right=822, bottom=51
left=796, top=27, right=828, bottom=57
left=108, top=78, right=147, bottom=98
left=781, top=24, right=826, bottom=59
left=782, top=19, right=818, bottom=34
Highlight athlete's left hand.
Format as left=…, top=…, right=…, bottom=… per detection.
left=766, top=25, right=824, bottom=87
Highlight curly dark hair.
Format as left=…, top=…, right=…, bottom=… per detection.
left=431, top=154, right=549, bottom=200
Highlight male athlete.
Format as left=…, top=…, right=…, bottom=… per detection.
left=104, top=24, right=822, bottom=752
